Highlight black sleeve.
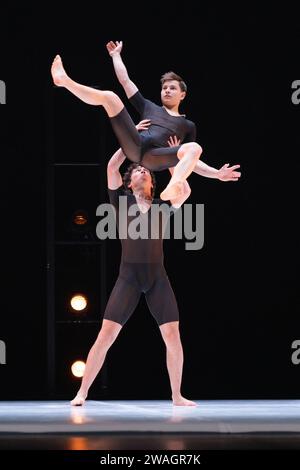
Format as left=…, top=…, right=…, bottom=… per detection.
left=184, top=121, right=197, bottom=143
left=129, top=90, right=147, bottom=114
left=107, top=187, right=124, bottom=210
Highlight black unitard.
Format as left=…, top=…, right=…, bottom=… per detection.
left=103, top=187, right=179, bottom=326
left=110, top=91, right=196, bottom=171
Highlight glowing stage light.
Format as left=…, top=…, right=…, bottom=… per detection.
left=71, top=360, right=86, bottom=378
left=69, top=209, right=94, bottom=241
left=70, top=294, right=87, bottom=311
left=73, top=210, right=88, bottom=226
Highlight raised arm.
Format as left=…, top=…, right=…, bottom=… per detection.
left=106, top=41, right=138, bottom=99
left=107, top=148, right=126, bottom=190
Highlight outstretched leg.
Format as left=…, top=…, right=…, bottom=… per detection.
left=71, top=319, right=122, bottom=405
left=51, top=55, right=142, bottom=162
left=160, top=322, right=197, bottom=406
left=160, top=142, right=202, bottom=200
left=71, top=273, right=141, bottom=405
left=51, top=55, right=123, bottom=116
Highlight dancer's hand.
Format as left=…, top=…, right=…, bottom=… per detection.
left=136, top=119, right=151, bottom=131
left=168, top=135, right=181, bottom=147
left=217, top=163, right=241, bottom=182
left=106, top=41, right=123, bottom=56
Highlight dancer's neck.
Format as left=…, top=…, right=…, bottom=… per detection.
left=133, top=190, right=153, bottom=203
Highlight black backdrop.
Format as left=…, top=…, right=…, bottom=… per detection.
left=1, top=5, right=299, bottom=400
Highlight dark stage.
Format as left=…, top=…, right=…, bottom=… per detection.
left=1, top=4, right=300, bottom=460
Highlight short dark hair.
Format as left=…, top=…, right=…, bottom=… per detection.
left=160, top=71, right=187, bottom=92
left=123, top=163, right=156, bottom=199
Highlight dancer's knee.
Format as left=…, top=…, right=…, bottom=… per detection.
left=102, top=91, right=124, bottom=117
left=160, top=321, right=180, bottom=343
left=102, top=90, right=119, bottom=102
left=178, top=142, right=202, bottom=159
left=98, top=320, right=122, bottom=346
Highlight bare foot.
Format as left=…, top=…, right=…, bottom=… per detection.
left=160, top=181, right=185, bottom=201
left=70, top=394, right=87, bottom=406
left=51, top=55, right=69, bottom=87
left=172, top=396, right=197, bottom=406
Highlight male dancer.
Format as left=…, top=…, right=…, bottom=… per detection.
left=106, top=40, right=241, bottom=188
left=71, top=128, right=196, bottom=406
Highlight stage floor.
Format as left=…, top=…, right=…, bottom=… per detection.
left=0, top=400, right=300, bottom=434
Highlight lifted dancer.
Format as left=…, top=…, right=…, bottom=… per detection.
left=51, top=49, right=240, bottom=201
left=106, top=40, right=241, bottom=187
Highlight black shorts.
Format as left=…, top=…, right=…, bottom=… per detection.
left=103, top=262, right=179, bottom=326
left=110, top=108, right=180, bottom=171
